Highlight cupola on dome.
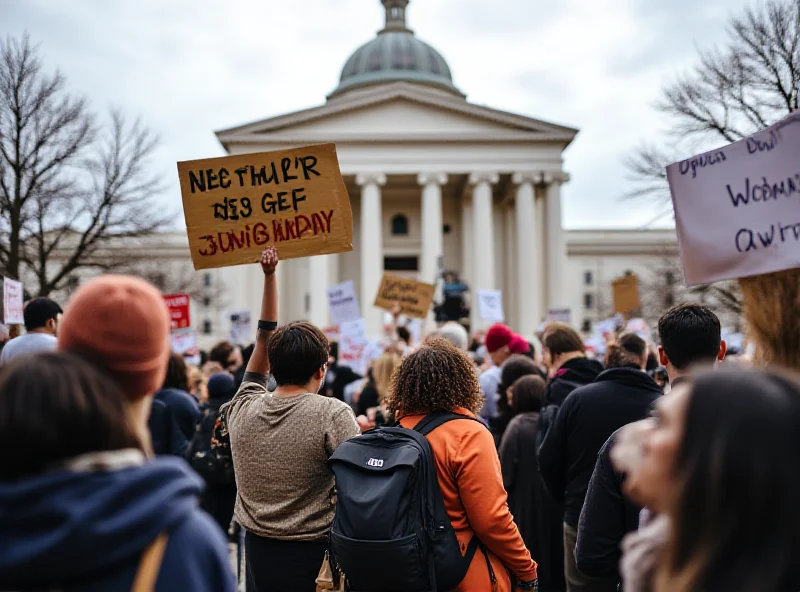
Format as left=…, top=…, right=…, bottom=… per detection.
left=329, top=0, right=463, bottom=98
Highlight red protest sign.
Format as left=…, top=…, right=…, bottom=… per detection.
left=163, top=293, right=191, bottom=331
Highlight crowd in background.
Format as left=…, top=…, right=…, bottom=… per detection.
left=0, top=247, right=798, bottom=592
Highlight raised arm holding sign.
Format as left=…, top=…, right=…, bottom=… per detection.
left=177, top=144, right=353, bottom=270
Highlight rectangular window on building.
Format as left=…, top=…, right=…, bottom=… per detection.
left=584, top=271, right=593, bottom=286
left=202, top=320, right=212, bottom=335
left=584, top=293, right=594, bottom=310
left=581, top=319, right=592, bottom=333
left=384, top=256, right=419, bottom=271
left=203, top=296, right=211, bottom=307
left=203, top=273, right=212, bottom=287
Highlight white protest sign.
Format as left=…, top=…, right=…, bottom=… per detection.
left=326, top=280, right=361, bottom=325
left=625, top=318, right=651, bottom=341
left=2, top=277, right=24, bottom=325
left=339, top=318, right=370, bottom=375
left=547, top=307, right=572, bottom=325
left=477, top=289, right=504, bottom=323
left=228, top=309, right=252, bottom=345
left=667, top=111, right=800, bottom=285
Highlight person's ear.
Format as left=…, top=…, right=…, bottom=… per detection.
left=717, top=340, right=727, bottom=362
left=658, top=345, right=669, bottom=367
left=314, top=367, right=326, bottom=381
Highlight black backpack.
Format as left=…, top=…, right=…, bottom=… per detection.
left=185, top=404, right=235, bottom=486
left=328, top=412, right=482, bottom=592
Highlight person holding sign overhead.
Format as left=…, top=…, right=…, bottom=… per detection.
left=221, top=247, right=360, bottom=592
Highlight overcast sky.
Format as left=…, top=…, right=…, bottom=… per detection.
left=5, top=0, right=752, bottom=229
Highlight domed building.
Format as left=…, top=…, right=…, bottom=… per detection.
left=216, top=0, right=581, bottom=337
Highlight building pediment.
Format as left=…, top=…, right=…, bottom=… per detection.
left=216, top=82, right=577, bottom=149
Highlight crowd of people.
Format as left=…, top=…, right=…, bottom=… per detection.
left=0, top=247, right=798, bottom=592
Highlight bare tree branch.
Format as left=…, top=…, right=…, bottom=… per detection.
left=626, top=0, right=800, bottom=202
left=0, top=33, right=167, bottom=296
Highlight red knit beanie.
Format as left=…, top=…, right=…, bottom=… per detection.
left=58, top=275, right=171, bottom=400
left=485, top=323, right=514, bottom=353
left=509, top=334, right=531, bottom=355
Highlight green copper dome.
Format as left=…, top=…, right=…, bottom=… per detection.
left=329, top=0, right=463, bottom=98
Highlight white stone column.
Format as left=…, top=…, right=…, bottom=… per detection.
left=356, top=173, right=386, bottom=337
left=419, top=173, right=447, bottom=327
left=460, top=194, right=473, bottom=288
left=543, top=173, right=569, bottom=313
left=418, top=173, right=447, bottom=285
left=308, top=255, right=330, bottom=328
left=468, top=172, right=499, bottom=329
left=513, top=173, right=539, bottom=338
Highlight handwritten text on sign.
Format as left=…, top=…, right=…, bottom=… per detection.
left=177, top=144, right=353, bottom=270
left=667, top=112, right=800, bottom=285
left=373, top=274, right=435, bottom=319
left=2, top=277, right=24, bottom=325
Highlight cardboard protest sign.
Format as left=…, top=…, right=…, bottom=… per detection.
left=477, top=289, right=505, bottom=323
left=612, top=274, right=640, bottom=315
left=667, top=111, right=800, bottom=285
left=326, top=280, right=361, bottom=325
left=228, top=310, right=252, bottom=345
left=177, top=143, right=353, bottom=270
left=2, top=277, right=24, bottom=325
left=373, top=274, right=435, bottom=319
left=163, top=293, right=191, bottom=331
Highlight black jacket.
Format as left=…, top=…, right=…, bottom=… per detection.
left=538, top=367, right=661, bottom=528
left=546, top=357, right=604, bottom=406
left=576, top=430, right=642, bottom=582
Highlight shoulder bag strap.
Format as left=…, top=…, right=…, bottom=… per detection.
left=131, top=533, right=169, bottom=592
left=413, top=411, right=484, bottom=436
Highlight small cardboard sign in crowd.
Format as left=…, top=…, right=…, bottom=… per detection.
left=668, top=111, right=800, bottom=285
left=373, top=274, right=435, bottom=319
left=177, top=143, right=353, bottom=271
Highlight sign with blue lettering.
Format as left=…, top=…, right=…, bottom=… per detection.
left=667, top=112, right=800, bottom=285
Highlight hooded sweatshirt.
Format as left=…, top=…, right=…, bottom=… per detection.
left=546, top=356, right=605, bottom=407
left=0, top=453, right=235, bottom=592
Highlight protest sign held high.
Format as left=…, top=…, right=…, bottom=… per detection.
left=373, top=274, right=435, bottom=319
left=477, top=289, right=504, bottom=323
left=177, top=144, right=353, bottom=270
left=163, top=293, right=191, bottom=331
left=326, top=280, right=360, bottom=325
left=1, top=277, right=24, bottom=325
left=667, top=112, right=800, bottom=285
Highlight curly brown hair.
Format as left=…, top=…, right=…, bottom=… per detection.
left=386, top=338, right=484, bottom=416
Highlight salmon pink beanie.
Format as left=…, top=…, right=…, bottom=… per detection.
left=58, top=275, right=171, bottom=400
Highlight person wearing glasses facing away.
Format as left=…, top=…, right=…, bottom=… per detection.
left=222, top=247, right=361, bottom=592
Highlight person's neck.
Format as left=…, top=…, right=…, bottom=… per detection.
left=553, top=351, right=584, bottom=372
left=27, top=327, right=53, bottom=336
left=273, top=384, right=314, bottom=398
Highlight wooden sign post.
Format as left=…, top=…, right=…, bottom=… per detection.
left=374, top=274, right=436, bottom=319
left=177, top=143, right=353, bottom=270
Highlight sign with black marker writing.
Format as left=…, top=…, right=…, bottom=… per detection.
left=177, top=144, right=353, bottom=270
left=667, top=112, right=800, bottom=285
left=373, top=274, right=435, bottom=319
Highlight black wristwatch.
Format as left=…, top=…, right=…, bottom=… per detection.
left=517, top=580, right=538, bottom=590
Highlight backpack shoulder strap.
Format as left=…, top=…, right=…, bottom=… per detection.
left=413, top=411, right=483, bottom=437
left=132, top=532, right=169, bottom=592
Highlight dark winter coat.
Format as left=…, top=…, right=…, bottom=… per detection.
left=538, top=367, right=661, bottom=528
left=546, top=357, right=605, bottom=407
left=154, top=387, right=201, bottom=457
left=576, top=430, right=642, bottom=583
left=499, top=412, right=565, bottom=592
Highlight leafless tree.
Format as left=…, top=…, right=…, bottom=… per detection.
left=0, top=33, right=167, bottom=296
left=626, top=0, right=800, bottom=202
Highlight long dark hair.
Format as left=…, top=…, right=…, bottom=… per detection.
left=0, top=352, right=143, bottom=481
left=658, top=369, right=800, bottom=592
left=162, top=351, right=189, bottom=392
